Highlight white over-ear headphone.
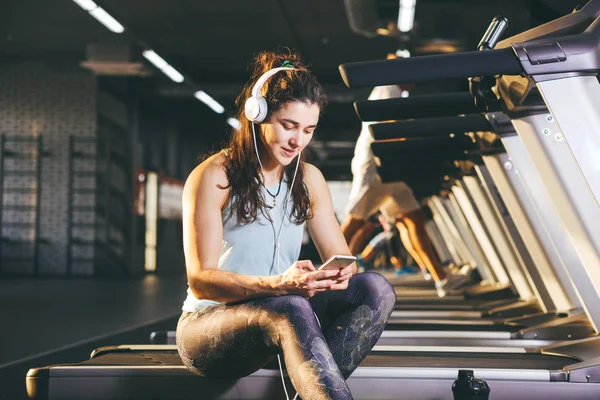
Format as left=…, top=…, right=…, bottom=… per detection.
left=244, top=66, right=296, bottom=124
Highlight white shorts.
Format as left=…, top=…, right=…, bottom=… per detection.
left=345, top=167, right=421, bottom=222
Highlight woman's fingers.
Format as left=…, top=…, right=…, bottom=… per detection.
left=335, top=265, right=353, bottom=279
left=297, top=267, right=355, bottom=294
left=335, top=272, right=352, bottom=282
left=329, top=280, right=349, bottom=291
left=309, top=269, right=341, bottom=281
left=295, top=260, right=316, bottom=270
left=307, top=279, right=336, bottom=289
left=339, top=265, right=353, bottom=276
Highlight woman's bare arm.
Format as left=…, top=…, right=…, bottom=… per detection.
left=305, top=163, right=358, bottom=283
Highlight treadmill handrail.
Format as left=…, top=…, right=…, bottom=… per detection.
left=354, top=92, right=502, bottom=122
left=369, top=115, right=490, bottom=140
left=339, top=48, right=522, bottom=88
left=371, top=139, right=474, bottom=156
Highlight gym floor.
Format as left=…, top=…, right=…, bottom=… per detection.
left=0, top=274, right=187, bottom=400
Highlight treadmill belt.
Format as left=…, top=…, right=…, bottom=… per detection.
left=395, top=302, right=494, bottom=310
left=385, top=322, right=524, bottom=331
left=81, top=352, right=177, bottom=366
left=81, top=350, right=576, bottom=371
left=363, top=351, right=575, bottom=369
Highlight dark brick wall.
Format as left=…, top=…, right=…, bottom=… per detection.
left=95, top=88, right=134, bottom=276
left=0, top=61, right=97, bottom=275
left=0, top=62, right=207, bottom=277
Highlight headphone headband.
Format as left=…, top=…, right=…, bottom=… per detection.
left=250, top=66, right=296, bottom=97
left=245, top=65, right=297, bottom=124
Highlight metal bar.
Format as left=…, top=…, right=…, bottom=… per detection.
left=500, top=135, right=580, bottom=311
left=104, top=139, right=111, bottom=275
left=0, top=134, right=4, bottom=273
left=537, top=77, right=600, bottom=207
left=462, top=175, right=532, bottom=298
left=427, top=197, right=465, bottom=265
left=445, top=194, right=495, bottom=282
left=507, top=113, right=600, bottom=329
left=482, top=155, right=556, bottom=313
left=424, top=220, right=452, bottom=265
left=429, top=196, right=472, bottom=265
left=453, top=181, right=508, bottom=284
left=33, top=135, right=43, bottom=276
left=67, top=136, right=73, bottom=276
left=475, top=164, right=538, bottom=301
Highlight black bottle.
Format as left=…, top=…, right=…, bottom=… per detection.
left=452, top=370, right=491, bottom=400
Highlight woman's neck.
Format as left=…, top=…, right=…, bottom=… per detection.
left=260, top=165, right=283, bottom=187
left=258, top=148, right=283, bottom=187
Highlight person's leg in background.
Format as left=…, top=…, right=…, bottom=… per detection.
left=385, top=237, right=406, bottom=275
left=341, top=215, right=379, bottom=255
left=376, top=214, right=418, bottom=276
left=394, top=219, right=431, bottom=278
left=381, top=183, right=472, bottom=296
left=397, top=209, right=445, bottom=281
left=379, top=193, right=440, bottom=280
left=341, top=167, right=386, bottom=259
left=355, top=228, right=399, bottom=271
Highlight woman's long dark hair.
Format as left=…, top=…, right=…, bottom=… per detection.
left=221, top=49, right=327, bottom=225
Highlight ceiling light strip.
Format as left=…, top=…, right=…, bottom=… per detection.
left=72, top=0, right=124, bottom=33
left=195, top=91, right=225, bottom=114
left=142, top=50, right=185, bottom=83
left=398, top=0, right=416, bottom=33
left=227, top=118, right=242, bottom=130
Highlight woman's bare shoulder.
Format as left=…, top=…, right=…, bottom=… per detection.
left=184, top=152, right=229, bottom=198
left=302, top=161, right=325, bottom=187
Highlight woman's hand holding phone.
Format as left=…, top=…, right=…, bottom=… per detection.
left=318, top=255, right=356, bottom=290
left=279, top=260, right=342, bottom=298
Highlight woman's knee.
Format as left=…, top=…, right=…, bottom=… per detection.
left=270, top=295, right=316, bottom=325
left=351, top=272, right=396, bottom=311
left=262, top=295, right=322, bottom=347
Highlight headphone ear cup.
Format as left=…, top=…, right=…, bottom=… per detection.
left=244, top=96, right=268, bottom=123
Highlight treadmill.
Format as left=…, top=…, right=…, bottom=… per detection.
left=373, top=128, right=525, bottom=306
left=382, top=168, right=592, bottom=342
left=342, top=2, right=600, bottom=348
left=360, top=80, right=597, bottom=340
left=377, top=138, right=526, bottom=311
left=371, top=126, right=549, bottom=321
left=25, top=3, right=600, bottom=399
left=358, top=85, right=598, bottom=339
left=25, top=340, right=600, bottom=399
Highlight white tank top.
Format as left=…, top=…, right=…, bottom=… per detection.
left=181, top=179, right=305, bottom=312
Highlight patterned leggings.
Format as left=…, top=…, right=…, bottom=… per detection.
left=176, top=272, right=395, bottom=400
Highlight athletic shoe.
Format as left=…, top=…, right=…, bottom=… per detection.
left=435, top=270, right=473, bottom=297
left=444, top=272, right=472, bottom=291
left=356, top=255, right=375, bottom=272
left=394, top=265, right=420, bottom=276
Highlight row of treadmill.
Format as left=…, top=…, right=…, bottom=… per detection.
left=25, top=3, right=600, bottom=400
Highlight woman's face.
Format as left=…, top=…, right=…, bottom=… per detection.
left=260, top=100, right=320, bottom=167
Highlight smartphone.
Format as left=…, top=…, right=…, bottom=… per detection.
left=318, top=255, right=357, bottom=271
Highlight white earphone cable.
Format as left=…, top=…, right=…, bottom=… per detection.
left=252, top=121, right=300, bottom=400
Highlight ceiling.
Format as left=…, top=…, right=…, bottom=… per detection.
left=0, top=0, right=584, bottom=179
